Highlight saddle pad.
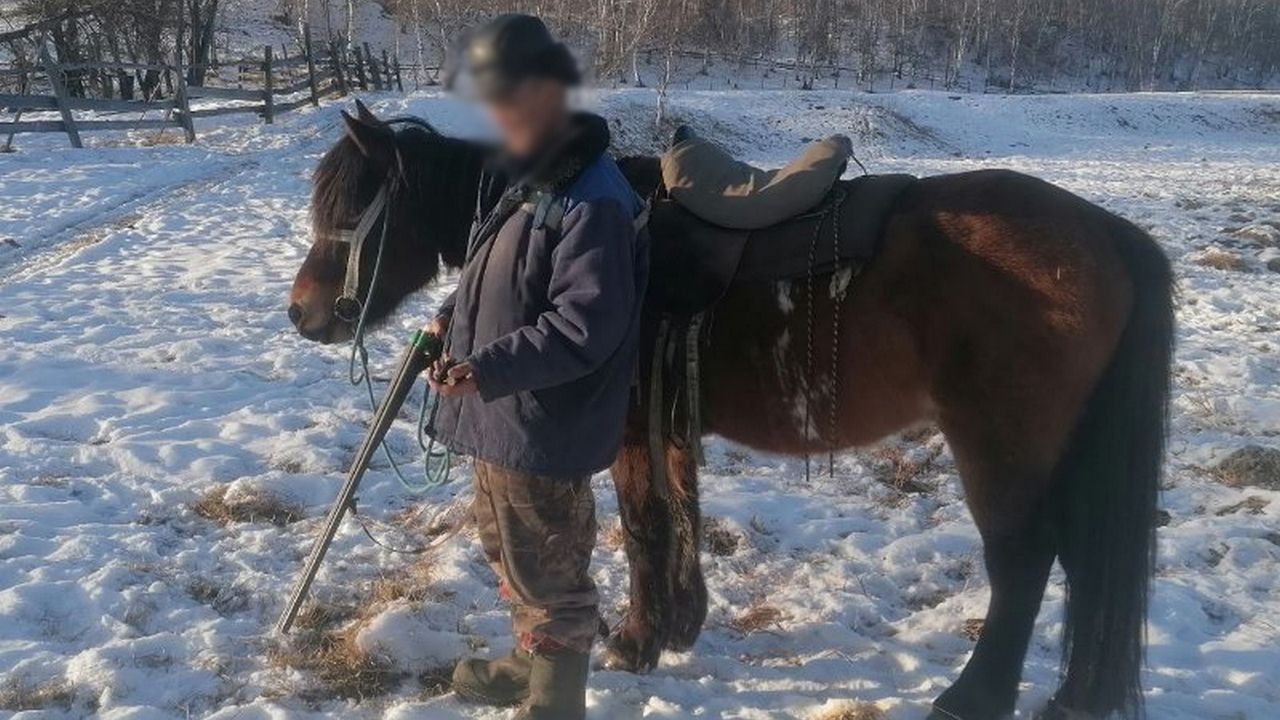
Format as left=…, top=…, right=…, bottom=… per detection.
left=661, top=134, right=853, bottom=230
left=736, top=173, right=916, bottom=283
left=646, top=173, right=915, bottom=316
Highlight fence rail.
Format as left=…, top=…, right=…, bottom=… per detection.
left=1, top=25, right=406, bottom=149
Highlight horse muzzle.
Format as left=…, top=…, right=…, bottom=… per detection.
left=287, top=300, right=352, bottom=344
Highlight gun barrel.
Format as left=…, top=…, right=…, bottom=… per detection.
left=276, top=331, right=440, bottom=634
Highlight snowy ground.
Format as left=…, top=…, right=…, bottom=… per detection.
left=1, top=89, right=1279, bottom=719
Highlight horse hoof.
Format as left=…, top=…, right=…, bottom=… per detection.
left=601, top=629, right=659, bottom=674
left=665, top=592, right=707, bottom=651
left=663, top=621, right=700, bottom=652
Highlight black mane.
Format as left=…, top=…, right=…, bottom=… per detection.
left=311, top=123, right=488, bottom=274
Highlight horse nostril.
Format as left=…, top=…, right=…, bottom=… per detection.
left=287, top=303, right=304, bottom=327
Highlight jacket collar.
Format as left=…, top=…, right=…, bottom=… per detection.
left=497, top=112, right=610, bottom=192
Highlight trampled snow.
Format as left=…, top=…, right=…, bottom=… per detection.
left=1, top=89, right=1278, bottom=718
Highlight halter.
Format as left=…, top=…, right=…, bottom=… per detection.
left=329, top=116, right=437, bottom=322
left=331, top=183, right=391, bottom=322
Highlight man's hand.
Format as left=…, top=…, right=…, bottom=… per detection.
left=424, top=314, right=449, bottom=339
left=428, top=358, right=477, bottom=397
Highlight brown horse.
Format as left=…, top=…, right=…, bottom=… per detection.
left=288, top=104, right=1172, bottom=720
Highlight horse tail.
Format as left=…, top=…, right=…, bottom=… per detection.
left=1055, top=218, right=1173, bottom=717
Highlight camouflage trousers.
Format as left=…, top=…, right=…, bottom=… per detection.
left=472, top=460, right=599, bottom=654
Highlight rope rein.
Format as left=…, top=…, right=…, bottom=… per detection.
left=802, top=185, right=849, bottom=482
left=340, top=169, right=452, bottom=496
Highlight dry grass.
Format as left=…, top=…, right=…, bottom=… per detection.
left=1215, top=496, right=1271, bottom=516
left=702, top=516, right=741, bottom=557
left=269, top=558, right=436, bottom=703
left=871, top=444, right=940, bottom=494
left=899, top=424, right=938, bottom=443
left=730, top=603, right=787, bottom=635
left=192, top=485, right=304, bottom=526
left=417, top=665, right=454, bottom=699
left=186, top=577, right=250, bottom=615
left=291, top=601, right=358, bottom=633
left=366, top=561, right=434, bottom=605
left=1194, top=248, right=1248, bottom=272
left=0, top=676, right=77, bottom=712
left=601, top=520, right=627, bottom=551
left=1214, top=445, right=1280, bottom=490
left=269, top=624, right=403, bottom=703
left=389, top=497, right=474, bottom=546
left=960, top=617, right=985, bottom=641
left=98, top=131, right=189, bottom=148
left=811, top=700, right=886, bottom=720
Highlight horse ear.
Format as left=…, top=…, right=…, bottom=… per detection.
left=341, top=109, right=398, bottom=171
left=354, top=98, right=381, bottom=126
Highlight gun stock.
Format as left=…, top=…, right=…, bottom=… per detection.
left=275, top=330, right=442, bottom=635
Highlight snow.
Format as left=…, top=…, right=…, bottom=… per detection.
left=2, top=88, right=1279, bottom=718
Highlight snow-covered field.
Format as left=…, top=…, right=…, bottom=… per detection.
left=1, top=89, right=1279, bottom=719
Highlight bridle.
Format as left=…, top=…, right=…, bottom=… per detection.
left=328, top=116, right=437, bottom=324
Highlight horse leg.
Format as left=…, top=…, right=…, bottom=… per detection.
left=928, top=401, right=1066, bottom=719
left=602, top=437, right=674, bottom=672
left=930, top=502, right=1056, bottom=720
left=663, top=442, right=708, bottom=651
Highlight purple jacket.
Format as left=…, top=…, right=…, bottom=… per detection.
left=428, top=122, right=649, bottom=476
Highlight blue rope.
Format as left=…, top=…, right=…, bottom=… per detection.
left=345, top=181, right=452, bottom=493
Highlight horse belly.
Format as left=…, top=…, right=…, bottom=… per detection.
left=700, top=277, right=931, bottom=456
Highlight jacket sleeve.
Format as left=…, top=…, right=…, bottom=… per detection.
left=466, top=198, right=637, bottom=401
left=435, top=289, right=457, bottom=320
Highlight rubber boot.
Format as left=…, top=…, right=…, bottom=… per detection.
left=514, top=650, right=590, bottom=720
left=451, top=648, right=532, bottom=707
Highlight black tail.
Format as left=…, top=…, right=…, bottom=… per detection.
left=1055, top=219, right=1173, bottom=717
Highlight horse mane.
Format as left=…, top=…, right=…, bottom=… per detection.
left=617, top=155, right=663, bottom=199
left=311, top=122, right=486, bottom=269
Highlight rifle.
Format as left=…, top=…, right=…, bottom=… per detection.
left=276, top=329, right=443, bottom=635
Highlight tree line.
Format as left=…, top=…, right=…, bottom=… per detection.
left=5, top=0, right=1279, bottom=94
left=2, top=0, right=223, bottom=98
left=382, top=0, right=1280, bottom=91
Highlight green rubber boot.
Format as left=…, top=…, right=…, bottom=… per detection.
left=451, top=648, right=532, bottom=707
left=514, top=650, right=590, bottom=720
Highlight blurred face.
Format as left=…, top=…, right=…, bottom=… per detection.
left=482, top=78, right=570, bottom=158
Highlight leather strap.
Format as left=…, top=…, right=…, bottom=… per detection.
left=331, top=184, right=389, bottom=307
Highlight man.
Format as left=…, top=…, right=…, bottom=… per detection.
left=423, top=13, right=648, bottom=720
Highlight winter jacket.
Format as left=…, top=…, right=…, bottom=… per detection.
left=427, top=114, right=649, bottom=476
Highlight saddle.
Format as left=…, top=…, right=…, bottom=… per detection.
left=638, top=132, right=915, bottom=474
left=646, top=172, right=916, bottom=317
left=661, top=131, right=854, bottom=230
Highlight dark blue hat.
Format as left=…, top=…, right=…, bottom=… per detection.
left=458, top=14, right=580, bottom=98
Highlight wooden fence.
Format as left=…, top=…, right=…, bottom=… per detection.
left=1, top=26, right=407, bottom=149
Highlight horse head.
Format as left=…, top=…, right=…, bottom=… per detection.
left=289, top=100, right=478, bottom=343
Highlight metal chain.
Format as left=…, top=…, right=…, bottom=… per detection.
left=802, top=202, right=822, bottom=484
left=827, top=190, right=846, bottom=478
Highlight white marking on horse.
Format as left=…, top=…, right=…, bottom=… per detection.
left=775, top=280, right=795, bottom=314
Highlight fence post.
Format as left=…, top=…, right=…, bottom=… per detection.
left=381, top=49, right=393, bottom=90
left=303, top=24, right=320, bottom=107
left=39, top=40, right=82, bottom=148
left=353, top=45, right=367, bottom=90
left=262, top=45, right=275, bottom=124
left=172, top=65, right=197, bottom=143
left=393, top=57, right=404, bottom=92
left=365, top=43, right=383, bottom=91
left=329, top=42, right=348, bottom=96
left=3, top=109, right=21, bottom=152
